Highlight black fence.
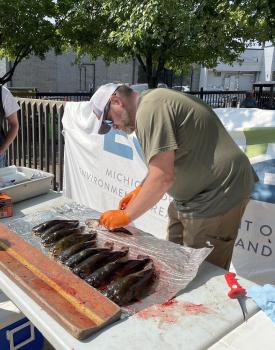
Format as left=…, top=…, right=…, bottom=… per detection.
left=11, top=86, right=275, bottom=109
left=253, top=83, right=275, bottom=109
left=187, top=89, right=247, bottom=108
left=10, top=88, right=93, bottom=102
left=36, top=89, right=248, bottom=108
left=35, top=92, right=92, bottom=101
left=12, top=88, right=248, bottom=108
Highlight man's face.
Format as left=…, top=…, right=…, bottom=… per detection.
left=107, top=95, right=135, bottom=134
left=119, top=108, right=135, bottom=134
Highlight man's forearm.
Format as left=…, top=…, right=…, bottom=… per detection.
left=126, top=170, right=174, bottom=221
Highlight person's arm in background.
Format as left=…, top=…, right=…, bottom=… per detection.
left=126, top=150, right=175, bottom=220
left=0, top=113, right=19, bottom=155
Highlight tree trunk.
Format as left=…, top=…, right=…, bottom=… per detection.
left=147, top=76, right=158, bottom=88
left=0, top=46, right=32, bottom=84
left=136, top=53, right=163, bottom=88
left=146, top=54, right=165, bottom=88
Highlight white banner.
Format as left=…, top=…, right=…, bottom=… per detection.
left=63, top=105, right=275, bottom=284
left=233, top=200, right=275, bottom=284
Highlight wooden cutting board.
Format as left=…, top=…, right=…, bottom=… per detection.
left=0, top=223, right=121, bottom=340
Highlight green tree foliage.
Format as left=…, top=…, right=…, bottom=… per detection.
left=0, top=0, right=57, bottom=84
left=1, top=0, right=274, bottom=86
left=57, top=0, right=275, bottom=87
left=239, top=0, right=275, bottom=43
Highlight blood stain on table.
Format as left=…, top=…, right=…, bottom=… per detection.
left=136, top=299, right=210, bottom=326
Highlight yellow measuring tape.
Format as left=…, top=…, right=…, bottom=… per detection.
left=0, top=241, right=104, bottom=325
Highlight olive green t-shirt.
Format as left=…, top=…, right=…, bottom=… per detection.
left=135, top=88, right=257, bottom=218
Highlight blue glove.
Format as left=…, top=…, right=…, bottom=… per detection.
left=248, top=284, right=275, bottom=323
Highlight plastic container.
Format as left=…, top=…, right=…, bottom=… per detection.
left=0, top=167, right=54, bottom=203
left=0, top=291, right=44, bottom=350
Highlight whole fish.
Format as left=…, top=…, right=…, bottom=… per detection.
left=58, top=240, right=97, bottom=263
left=73, top=248, right=129, bottom=279
left=65, top=247, right=112, bottom=269
left=38, top=220, right=79, bottom=238
left=104, top=264, right=155, bottom=306
left=32, top=219, right=79, bottom=236
left=85, top=219, right=132, bottom=235
left=85, top=258, right=151, bottom=288
left=41, top=226, right=85, bottom=247
left=50, top=233, right=95, bottom=257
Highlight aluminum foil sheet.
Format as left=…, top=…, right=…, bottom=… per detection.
left=7, top=201, right=212, bottom=313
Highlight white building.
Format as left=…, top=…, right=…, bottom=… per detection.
left=199, top=45, right=275, bottom=91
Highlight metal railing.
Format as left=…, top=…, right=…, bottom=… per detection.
left=253, top=83, right=275, bottom=109
left=6, top=98, right=66, bottom=191
left=10, top=88, right=93, bottom=101
left=187, top=89, right=247, bottom=108
left=11, top=88, right=248, bottom=107
left=34, top=90, right=247, bottom=106
left=35, top=92, right=92, bottom=101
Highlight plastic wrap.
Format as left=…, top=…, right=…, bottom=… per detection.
left=7, top=201, right=212, bottom=313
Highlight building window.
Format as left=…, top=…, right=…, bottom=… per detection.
left=213, top=71, right=221, bottom=77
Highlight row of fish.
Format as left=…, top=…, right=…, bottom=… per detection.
left=32, top=219, right=155, bottom=306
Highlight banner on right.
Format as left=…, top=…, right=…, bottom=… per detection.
left=215, top=108, right=275, bottom=284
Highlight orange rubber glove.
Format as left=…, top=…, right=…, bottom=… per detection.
left=99, top=210, right=130, bottom=230
left=119, top=185, right=142, bottom=210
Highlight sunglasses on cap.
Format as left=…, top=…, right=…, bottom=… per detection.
left=99, top=102, right=112, bottom=134
left=99, top=87, right=121, bottom=134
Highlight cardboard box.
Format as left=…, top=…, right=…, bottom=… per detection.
left=0, top=291, right=44, bottom=350
left=0, top=194, right=12, bottom=219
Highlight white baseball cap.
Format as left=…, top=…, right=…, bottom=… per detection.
left=90, top=83, right=122, bottom=134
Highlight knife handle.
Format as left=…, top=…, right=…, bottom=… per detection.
left=225, top=272, right=246, bottom=298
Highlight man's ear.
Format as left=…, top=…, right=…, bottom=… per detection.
left=110, top=94, right=122, bottom=106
